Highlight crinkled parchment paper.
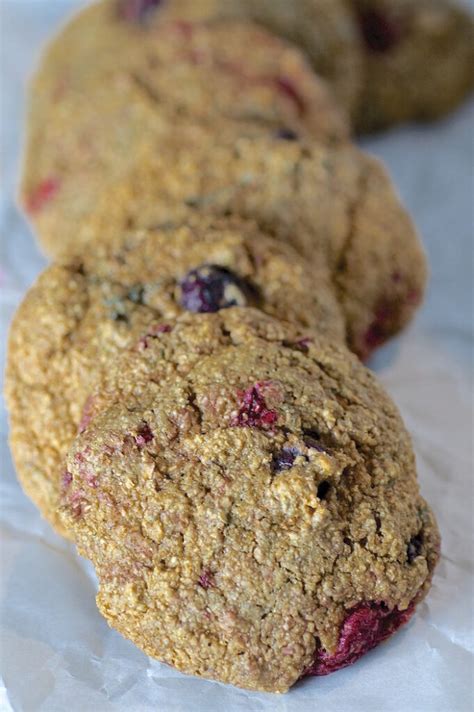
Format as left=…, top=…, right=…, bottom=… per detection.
left=0, top=2, right=473, bottom=710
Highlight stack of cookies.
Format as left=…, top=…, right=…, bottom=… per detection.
left=7, top=0, right=473, bottom=693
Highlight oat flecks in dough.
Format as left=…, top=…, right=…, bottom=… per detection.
left=60, top=308, right=440, bottom=693
left=5, top=216, right=343, bottom=536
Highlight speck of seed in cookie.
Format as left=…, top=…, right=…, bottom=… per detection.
left=179, top=265, right=259, bottom=314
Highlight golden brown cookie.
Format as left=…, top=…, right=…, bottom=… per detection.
left=21, top=7, right=348, bottom=250
left=58, top=132, right=427, bottom=359
left=5, top=216, right=343, bottom=536
left=351, top=0, right=474, bottom=132
left=60, top=308, right=440, bottom=692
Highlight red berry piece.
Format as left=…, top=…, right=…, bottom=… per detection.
left=232, top=382, right=279, bottom=429
left=198, top=569, right=215, bottom=589
left=25, top=177, right=60, bottom=215
left=274, top=76, right=306, bottom=116
left=134, top=421, right=154, bottom=447
left=305, top=601, right=415, bottom=676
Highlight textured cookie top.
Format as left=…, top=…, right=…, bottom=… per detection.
left=22, top=6, right=348, bottom=244
left=28, top=0, right=348, bottom=138
left=69, top=131, right=427, bottom=359
left=60, top=308, right=439, bottom=692
left=5, top=216, right=343, bottom=535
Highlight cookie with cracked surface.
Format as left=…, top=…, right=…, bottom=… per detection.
left=118, top=0, right=363, bottom=116
left=59, top=308, right=440, bottom=692
left=24, top=0, right=360, bottom=118
left=5, top=216, right=343, bottom=536
left=21, top=8, right=348, bottom=251
left=351, top=0, right=474, bottom=132
left=68, top=131, right=427, bottom=359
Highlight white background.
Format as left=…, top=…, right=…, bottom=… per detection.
left=0, top=2, right=473, bottom=710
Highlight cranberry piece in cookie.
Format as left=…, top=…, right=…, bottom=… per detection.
left=25, top=177, right=60, bottom=215
left=232, top=381, right=279, bottom=429
left=306, top=601, right=415, bottom=676
left=180, top=265, right=259, bottom=314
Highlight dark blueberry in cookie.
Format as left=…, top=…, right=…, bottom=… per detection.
left=305, top=601, right=415, bottom=676
left=180, top=265, right=259, bottom=313
left=357, top=9, right=402, bottom=53
left=117, top=0, right=163, bottom=24
left=407, top=533, right=423, bottom=563
left=274, top=128, right=299, bottom=141
left=272, top=447, right=300, bottom=472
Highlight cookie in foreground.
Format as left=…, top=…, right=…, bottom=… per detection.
left=5, top=216, right=343, bottom=537
left=60, top=308, right=440, bottom=692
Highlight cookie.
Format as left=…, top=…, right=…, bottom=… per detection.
left=352, top=0, right=474, bottom=132
left=21, top=9, right=348, bottom=251
left=59, top=308, right=440, bottom=692
left=5, top=216, right=344, bottom=536
left=58, top=131, right=427, bottom=359
left=26, top=0, right=360, bottom=116
left=27, top=0, right=474, bottom=140
left=125, top=0, right=363, bottom=115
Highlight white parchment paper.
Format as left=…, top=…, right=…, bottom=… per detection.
left=1, top=2, right=473, bottom=710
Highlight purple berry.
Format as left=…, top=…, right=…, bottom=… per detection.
left=358, top=8, right=402, bottom=53
left=180, top=265, right=259, bottom=313
left=272, top=447, right=300, bottom=472
left=198, top=569, right=214, bottom=589
left=407, top=533, right=423, bottom=563
left=118, top=0, right=163, bottom=24
left=275, top=128, right=299, bottom=141
left=134, top=422, right=154, bottom=447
